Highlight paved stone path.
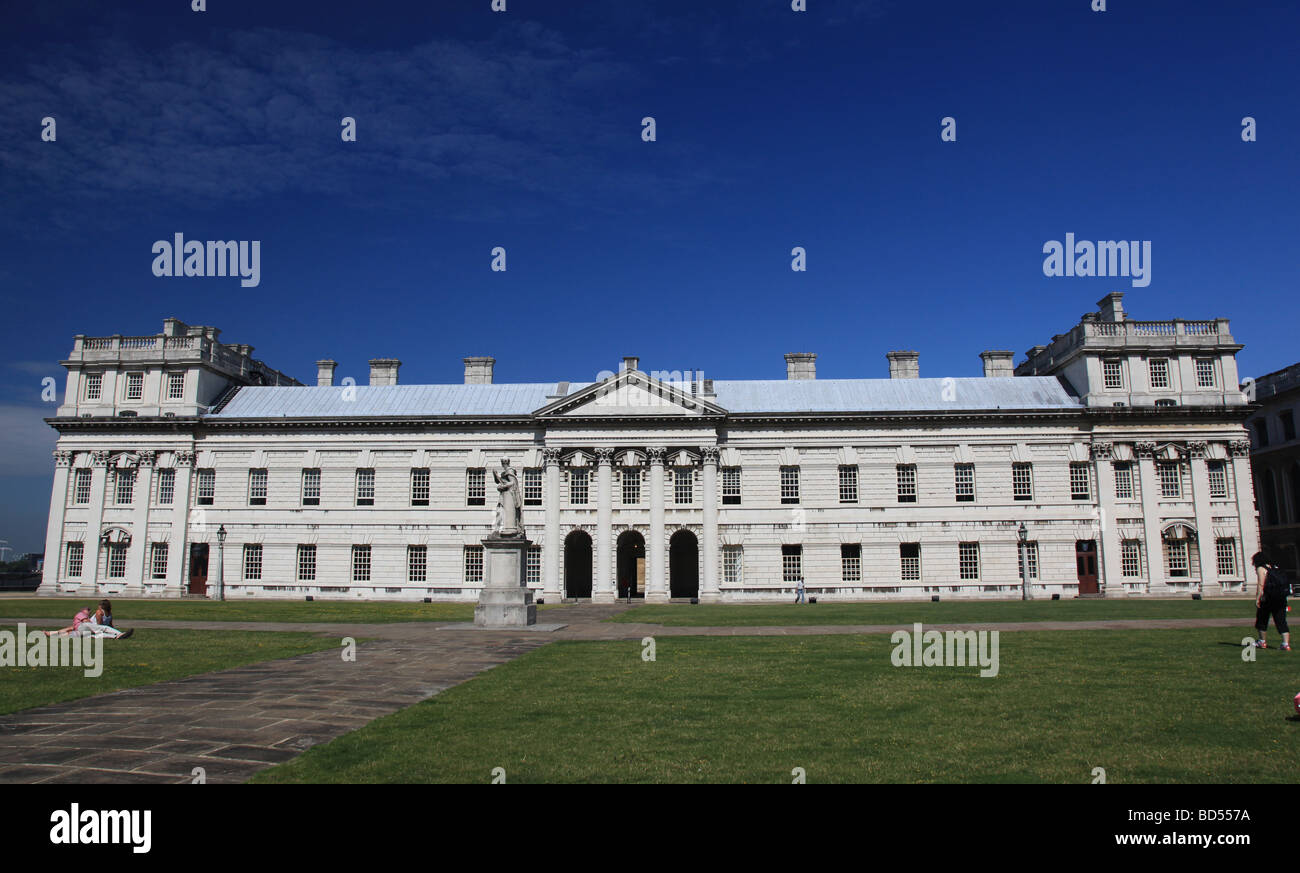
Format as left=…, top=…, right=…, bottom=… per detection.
left=0, top=606, right=1253, bottom=783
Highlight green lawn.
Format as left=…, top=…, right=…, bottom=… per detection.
left=0, top=626, right=341, bottom=715
left=613, top=598, right=1255, bottom=626
left=0, top=598, right=473, bottom=624
left=253, top=625, right=1293, bottom=784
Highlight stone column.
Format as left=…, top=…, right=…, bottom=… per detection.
left=1090, top=441, right=1121, bottom=595
left=124, top=452, right=155, bottom=596
left=1230, top=439, right=1260, bottom=563
left=1186, top=442, right=1219, bottom=596
left=594, top=448, right=615, bottom=602
left=701, top=447, right=720, bottom=602
left=1135, top=441, right=1164, bottom=594
left=78, top=450, right=111, bottom=595
left=542, top=447, right=562, bottom=599
left=168, top=451, right=195, bottom=597
left=37, top=451, right=75, bottom=596
left=646, top=447, right=667, bottom=602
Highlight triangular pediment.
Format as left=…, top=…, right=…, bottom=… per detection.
left=534, top=371, right=726, bottom=417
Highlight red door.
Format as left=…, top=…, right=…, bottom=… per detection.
left=1076, top=540, right=1099, bottom=595
left=189, top=543, right=209, bottom=595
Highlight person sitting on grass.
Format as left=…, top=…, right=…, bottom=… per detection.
left=1253, top=551, right=1290, bottom=651
left=44, top=605, right=92, bottom=637
left=44, top=602, right=133, bottom=640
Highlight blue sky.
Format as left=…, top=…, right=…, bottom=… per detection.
left=1, top=0, right=1297, bottom=554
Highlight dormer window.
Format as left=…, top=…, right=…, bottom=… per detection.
left=167, top=372, right=185, bottom=400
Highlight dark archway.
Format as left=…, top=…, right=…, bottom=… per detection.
left=616, top=531, right=646, bottom=598
left=564, top=530, right=593, bottom=598
left=1289, top=463, right=1300, bottom=524
left=669, top=530, right=699, bottom=598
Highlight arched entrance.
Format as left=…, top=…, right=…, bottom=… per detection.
left=564, top=530, right=593, bottom=598
left=669, top=529, right=699, bottom=598
left=616, top=531, right=646, bottom=598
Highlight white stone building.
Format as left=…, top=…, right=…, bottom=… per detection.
left=39, top=294, right=1258, bottom=602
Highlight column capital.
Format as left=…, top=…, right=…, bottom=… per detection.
left=1089, top=441, right=1112, bottom=461
left=594, top=447, right=615, bottom=466
left=175, top=450, right=196, bottom=467
left=701, top=446, right=720, bottom=465
left=53, top=450, right=75, bottom=467
left=91, top=450, right=111, bottom=467
left=1186, top=440, right=1208, bottom=460
left=137, top=450, right=158, bottom=467
left=542, top=446, right=562, bottom=466
left=1134, top=441, right=1156, bottom=459
left=1229, top=440, right=1252, bottom=458
left=647, top=446, right=667, bottom=465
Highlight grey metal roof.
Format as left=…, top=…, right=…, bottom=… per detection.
left=210, top=376, right=1078, bottom=418
left=709, top=377, right=1080, bottom=413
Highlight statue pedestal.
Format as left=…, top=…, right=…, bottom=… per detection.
left=474, top=535, right=537, bottom=627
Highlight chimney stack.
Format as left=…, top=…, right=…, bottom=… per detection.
left=316, top=359, right=337, bottom=387
left=980, top=350, right=1015, bottom=378
left=621, top=356, right=640, bottom=373
left=887, top=350, right=920, bottom=379
left=463, top=356, right=495, bottom=385
left=784, top=353, right=817, bottom=380
left=1097, top=292, right=1125, bottom=323
left=368, top=358, right=401, bottom=386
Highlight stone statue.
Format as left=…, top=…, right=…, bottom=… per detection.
left=493, top=458, right=522, bottom=536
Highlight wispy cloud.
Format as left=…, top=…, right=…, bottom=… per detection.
left=0, top=405, right=57, bottom=477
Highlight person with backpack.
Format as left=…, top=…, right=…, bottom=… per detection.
left=1252, top=551, right=1291, bottom=651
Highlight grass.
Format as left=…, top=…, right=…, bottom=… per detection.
left=612, top=598, right=1256, bottom=626
left=253, top=624, right=1296, bottom=783
left=0, top=625, right=341, bottom=715
left=0, top=598, right=473, bottom=624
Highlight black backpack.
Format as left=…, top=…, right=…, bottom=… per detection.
left=1264, top=567, right=1291, bottom=600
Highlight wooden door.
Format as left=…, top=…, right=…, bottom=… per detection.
left=1076, top=540, right=1099, bottom=595
left=189, top=543, right=209, bottom=595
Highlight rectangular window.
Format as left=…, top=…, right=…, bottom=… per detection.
left=107, top=544, right=128, bottom=578
left=954, top=463, right=975, bottom=502
left=124, top=372, right=144, bottom=400
left=410, top=468, right=430, bottom=506
left=407, top=545, right=427, bottom=583
left=1113, top=462, right=1134, bottom=500
left=115, top=468, right=135, bottom=505
left=1121, top=540, right=1143, bottom=577
left=352, top=545, right=371, bottom=582
left=1158, top=462, right=1182, bottom=499
left=1255, top=419, right=1270, bottom=448
left=1148, top=358, right=1170, bottom=389
left=466, top=468, right=486, bottom=506
left=196, top=469, right=215, bottom=506
left=73, top=469, right=92, bottom=505
left=1216, top=538, right=1238, bottom=578
left=66, top=542, right=84, bottom=578
left=841, top=544, right=862, bottom=582
left=1070, top=462, right=1091, bottom=501
left=526, top=546, right=541, bottom=586
left=1012, top=463, right=1034, bottom=501
left=723, top=546, right=743, bottom=586
left=1195, top=359, right=1216, bottom=389
left=1207, top=461, right=1228, bottom=499
left=674, top=468, right=693, bottom=504
left=569, top=468, right=589, bottom=505
left=248, top=469, right=268, bottom=505
left=959, top=542, right=980, bottom=580
left=356, top=468, right=375, bottom=506
left=1165, top=538, right=1190, bottom=578
left=896, top=464, right=917, bottom=503
left=301, top=469, right=321, bottom=506
left=1282, top=411, right=1297, bottom=442
left=838, top=466, right=859, bottom=504
left=900, top=543, right=921, bottom=581
left=781, top=544, right=802, bottom=583
left=1103, top=359, right=1124, bottom=389
left=524, top=469, right=543, bottom=506
left=297, top=544, right=316, bottom=581
left=464, top=545, right=484, bottom=584
left=156, top=468, right=175, bottom=505
left=780, top=466, right=800, bottom=504
left=1018, top=541, right=1039, bottom=580
left=150, top=542, right=168, bottom=579
left=622, top=468, right=641, bottom=505
left=167, top=372, right=185, bottom=400
left=84, top=373, right=103, bottom=400
left=243, top=544, right=262, bottom=581
left=722, top=468, right=742, bottom=505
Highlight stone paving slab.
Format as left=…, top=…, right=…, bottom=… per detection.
left=0, top=604, right=1258, bottom=784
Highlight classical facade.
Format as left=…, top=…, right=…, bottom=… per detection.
left=1245, top=362, right=1300, bottom=574
left=39, top=294, right=1258, bottom=602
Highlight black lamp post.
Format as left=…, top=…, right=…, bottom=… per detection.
left=1017, top=522, right=1030, bottom=601
left=215, top=524, right=227, bottom=602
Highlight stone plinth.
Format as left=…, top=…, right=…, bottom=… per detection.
left=474, top=535, right=537, bottom=627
